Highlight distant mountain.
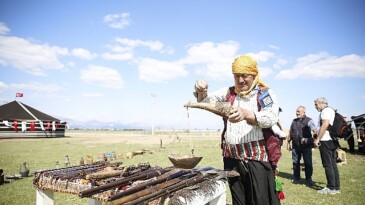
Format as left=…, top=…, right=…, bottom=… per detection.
left=58, top=117, right=149, bottom=130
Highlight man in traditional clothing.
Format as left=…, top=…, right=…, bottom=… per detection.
left=194, top=55, right=280, bottom=204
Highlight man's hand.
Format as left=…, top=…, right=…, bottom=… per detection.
left=287, top=140, right=292, bottom=151
left=228, top=107, right=248, bottom=123
left=286, top=134, right=292, bottom=151
left=313, top=139, right=320, bottom=148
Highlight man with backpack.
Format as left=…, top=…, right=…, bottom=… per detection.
left=287, top=105, right=317, bottom=185
left=193, top=55, right=281, bottom=204
left=313, top=97, right=341, bottom=195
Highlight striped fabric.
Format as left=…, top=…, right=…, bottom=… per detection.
left=222, top=139, right=268, bottom=161
left=205, top=85, right=278, bottom=162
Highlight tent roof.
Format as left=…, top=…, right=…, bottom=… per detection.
left=351, top=113, right=365, bottom=128
left=0, top=100, right=60, bottom=121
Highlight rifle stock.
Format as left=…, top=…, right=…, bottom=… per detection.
left=124, top=173, right=207, bottom=205
left=109, top=178, right=181, bottom=205
left=79, top=168, right=170, bottom=198
left=108, top=168, right=188, bottom=201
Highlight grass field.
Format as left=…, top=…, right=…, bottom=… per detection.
left=0, top=130, right=364, bottom=205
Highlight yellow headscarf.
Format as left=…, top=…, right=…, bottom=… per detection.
left=232, top=55, right=268, bottom=97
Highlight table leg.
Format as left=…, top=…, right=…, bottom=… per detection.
left=207, top=191, right=226, bottom=205
left=36, top=189, right=54, bottom=205
left=88, top=198, right=102, bottom=205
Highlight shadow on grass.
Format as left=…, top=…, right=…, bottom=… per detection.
left=278, top=171, right=293, bottom=181
left=278, top=171, right=326, bottom=190
left=340, top=147, right=362, bottom=154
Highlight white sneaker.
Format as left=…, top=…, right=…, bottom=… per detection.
left=330, top=189, right=341, bottom=195
left=318, top=187, right=340, bottom=195
left=318, top=187, right=330, bottom=194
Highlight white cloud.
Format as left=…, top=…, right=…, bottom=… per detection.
left=137, top=58, right=188, bottom=83
left=102, top=52, right=133, bottom=61
left=183, top=41, right=240, bottom=64
left=0, top=32, right=68, bottom=76
left=0, top=81, right=8, bottom=92
left=115, top=38, right=164, bottom=51
left=259, top=66, right=273, bottom=78
left=80, top=65, right=124, bottom=89
left=0, top=81, right=70, bottom=101
left=273, top=58, right=288, bottom=70
left=68, top=61, right=75, bottom=67
left=107, top=44, right=133, bottom=53
left=71, top=48, right=95, bottom=60
left=101, top=40, right=279, bottom=82
left=182, top=41, right=240, bottom=80
left=276, top=52, right=365, bottom=79
left=268, top=45, right=280, bottom=50
left=161, top=46, right=174, bottom=55
left=245, top=51, right=275, bottom=62
left=10, top=82, right=63, bottom=93
left=194, top=62, right=232, bottom=80
left=103, top=13, right=131, bottom=29
left=0, top=22, right=10, bottom=35
left=181, top=42, right=276, bottom=81
left=82, top=92, right=104, bottom=97
left=103, top=38, right=170, bottom=61
left=276, top=58, right=288, bottom=66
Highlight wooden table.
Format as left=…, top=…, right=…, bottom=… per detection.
left=36, top=179, right=227, bottom=205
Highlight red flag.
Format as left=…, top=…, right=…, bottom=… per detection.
left=16, top=93, right=23, bottom=97
left=46, top=122, right=51, bottom=130
left=13, top=120, right=18, bottom=132
left=30, top=122, right=35, bottom=132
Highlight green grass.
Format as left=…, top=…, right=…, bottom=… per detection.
left=0, top=130, right=364, bottom=205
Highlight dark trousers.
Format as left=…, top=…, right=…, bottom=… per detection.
left=224, top=157, right=280, bottom=205
left=347, top=135, right=355, bottom=152
left=292, top=146, right=313, bottom=181
left=319, top=140, right=340, bottom=190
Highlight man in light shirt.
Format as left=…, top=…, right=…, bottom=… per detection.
left=313, top=97, right=341, bottom=195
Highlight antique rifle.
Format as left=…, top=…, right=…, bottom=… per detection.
left=110, top=167, right=216, bottom=205
left=86, top=169, right=124, bottom=180
left=123, top=172, right=208, bottom=205
left=124, top=168, right=239, bottom=205
left=79, top=167, right=170, bottom=198
left=108, top=176, right=185, bottom=205
left=108, top=168, right=189, bottom=201
left=33, top=162, right=114, bottom=185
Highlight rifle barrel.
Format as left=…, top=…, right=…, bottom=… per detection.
left=124, top=173, right=207, bottom=205
left=108, top=168, right=190, bottom=201
left=79, top=168, right=169, bottom=198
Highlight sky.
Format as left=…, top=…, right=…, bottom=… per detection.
left=0, top=0, right=364, bottom=130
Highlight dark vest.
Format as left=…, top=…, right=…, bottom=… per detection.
left=290, top=116, right=312, bottom=147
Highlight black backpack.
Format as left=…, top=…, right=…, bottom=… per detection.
left=327, top=108, right=352, bottom=140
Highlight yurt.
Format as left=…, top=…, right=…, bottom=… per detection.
left=0, top=100, right=67, bottom=138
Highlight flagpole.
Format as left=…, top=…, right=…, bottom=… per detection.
left=151, top=93, right=156, bottom=136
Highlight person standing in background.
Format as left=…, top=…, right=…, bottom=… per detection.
left=287, top=105, right=317, bottom=185
left=313, top=97, right=341, bottom=195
